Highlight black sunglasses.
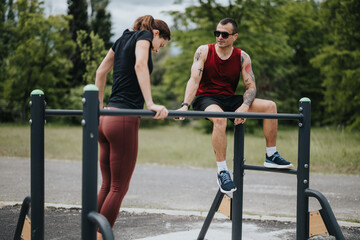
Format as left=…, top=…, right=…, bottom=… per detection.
left=214, top=30, right=237, bottom=39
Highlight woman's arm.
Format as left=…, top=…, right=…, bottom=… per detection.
left=95, top=48, right=114, bottom=107
left=134, top=40, right=168, bottom=119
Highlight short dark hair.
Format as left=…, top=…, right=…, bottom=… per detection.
left=219, top=18, right=238, bottom=34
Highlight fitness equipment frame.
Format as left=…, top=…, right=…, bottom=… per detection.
left=14, top=85, right=344, bottom=240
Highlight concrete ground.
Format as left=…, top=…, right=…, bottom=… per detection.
left=1, top=157, right=359, bottom=239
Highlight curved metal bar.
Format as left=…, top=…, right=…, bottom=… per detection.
left=45, top=109, right=83, bottom=116
left=305, top=189, right=345, bottom=240
left=100, top=109, right=303, bottom=120
left=87, top=211, right=114, bottom=240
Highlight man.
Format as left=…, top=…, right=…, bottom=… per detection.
left=178, top=18, right=293, bottom=194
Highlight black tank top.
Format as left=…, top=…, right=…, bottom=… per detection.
left=108, top=29, right=153, bottom=109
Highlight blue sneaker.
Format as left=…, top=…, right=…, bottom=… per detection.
left=264, top=152, right=294, bottom=169
left=217, top=170, right=237, bottom=193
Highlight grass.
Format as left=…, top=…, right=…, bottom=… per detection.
left=0, top=123, right=359, bottom=175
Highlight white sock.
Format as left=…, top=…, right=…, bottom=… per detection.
left=217, top=160, right=228, bottom=173
left=266, top=146, right=277, bottom=157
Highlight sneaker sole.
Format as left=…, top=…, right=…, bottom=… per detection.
left=217, top=178, right=237, bottom=194
left=264, top=162, right=294, bottom=169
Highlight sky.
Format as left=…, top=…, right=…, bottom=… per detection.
left=42, top=0, right=199, bottom=40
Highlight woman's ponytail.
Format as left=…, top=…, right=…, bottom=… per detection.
left=133, top=15, right=171, bottom=40
left=133, top=15, right=154, bottom=32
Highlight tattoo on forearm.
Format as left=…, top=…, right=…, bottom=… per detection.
left=243, top=87, right=256, bottom=106
left=241, top=56, right=244, bottom=65
left=198, top=68, right=203, bottom=76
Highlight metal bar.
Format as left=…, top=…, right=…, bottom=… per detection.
left=45, top=109, right=83, bottom=116
left=232, top=124, right=245, bottom=240
left=100, top=109, right=302, bottom=120
left=88, top=211, right=114, bottom=240
left=296, top=98, right=311, bottom=240
left=30, top=90, right=45, bottom=240
left=43, top=108, right=302, bottom=120
left=81, top=86, right=100, bottom=240
left=197, top=189, right=224, bottom=240
left=13, top=196, right=31, bottom=240
left=305, top=189, right=345, bottom=240
left=244, top=165, right=297, bottom=175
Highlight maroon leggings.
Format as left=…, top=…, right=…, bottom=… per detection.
left=97, top=114, right=140, bottom=227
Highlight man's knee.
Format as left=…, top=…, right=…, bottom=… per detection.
left=267, top=100, right=277, bottom=113
left=212, top=118, right=227, bottom=130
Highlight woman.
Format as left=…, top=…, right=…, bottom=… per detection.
left=94, top=15, right=170, bottom=239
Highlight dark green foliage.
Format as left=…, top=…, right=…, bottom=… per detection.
left=1, top=0, right=75, bottom=121
left=90, top=0, right=113, bottom=49
left=311, top=0, right=360, bottom=130
left=67, top=0, right=89, bottom=87
left=0, top=0, right=359, bottom=131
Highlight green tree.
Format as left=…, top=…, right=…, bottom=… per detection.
left=90, top=0, right=113, bottom=49
left=311, top=0, right=360, bottom=130
left=0, top=0, right=17, bottom=98
left=67, top=0, right=89, bottom=87
left=275, top=0, right=324, bottom=123
left=76, top=30, right=109, bottom=85
left=64, top=29, right=112, bottom=123
left=3, top=0, right=75, bottom=121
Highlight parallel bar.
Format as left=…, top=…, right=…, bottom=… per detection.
left=81, top=89, right=100, bottom=240
left=244, top=165, right=297, bottom=175
left=30, top=92, right=45, bottom=240
left=44, top=108, right=302, bottom=120
left=46, top=109, right=83, bottom=116
left=232, top=124, right=245, bottom=240
left=296, top=99, right=311, bottom=240
left=100, top=109, right=302, bottom=120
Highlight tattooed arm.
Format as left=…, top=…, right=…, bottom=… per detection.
left=241, top=51, right=257, bottom=106
left=234, top=50, right=257, bottom=125
left=178, top=45, right=208, bottom=115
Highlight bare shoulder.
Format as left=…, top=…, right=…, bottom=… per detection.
left=194, top=45, right=209, bottom=62
left=241, top=50, right=251, bottom=60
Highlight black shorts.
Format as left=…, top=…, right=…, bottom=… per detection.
left=192, top=95, right=244, bottom=112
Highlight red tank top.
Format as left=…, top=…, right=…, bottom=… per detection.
left=196, top=43, right=242, bottom=96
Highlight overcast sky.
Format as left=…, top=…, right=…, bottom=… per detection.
left=43, top=0, right=200, bottom=40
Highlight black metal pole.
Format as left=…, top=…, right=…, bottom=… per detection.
left=81, top=85, right=100, bottom=240
left=232, top=124, right=245, bottom=240
left=30, top=90, right=45, bottom=240
left=296, top=98, right=311, bottom=240
left=13, top=196, right=31, bottom=240
left=197, top=189, right=224, bottom=240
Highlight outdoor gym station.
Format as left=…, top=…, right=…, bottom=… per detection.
left=13, top=84, right=345, bottom=240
